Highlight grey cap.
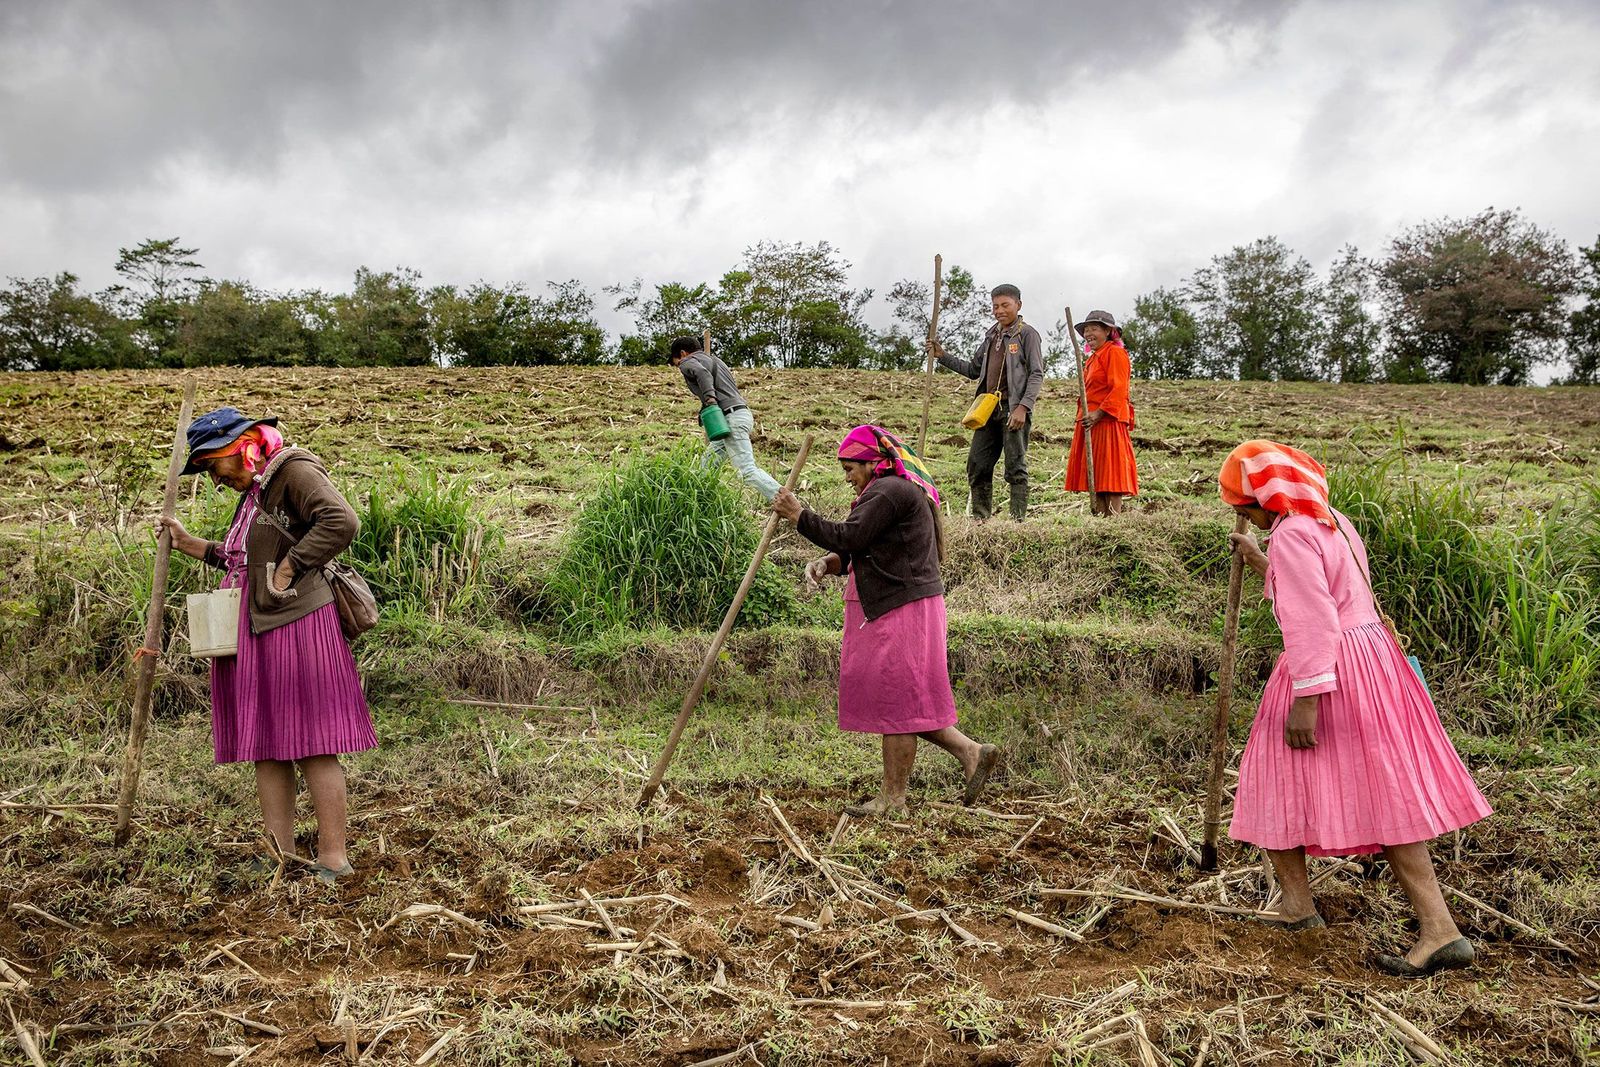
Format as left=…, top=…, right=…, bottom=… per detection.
left=1074, top=309, right=1118, bottom=332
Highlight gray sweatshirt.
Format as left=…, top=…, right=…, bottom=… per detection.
left=677, top=351, right=749, bottom=412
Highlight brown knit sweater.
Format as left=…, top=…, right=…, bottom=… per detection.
left=796, top=475, right=943, bottom=621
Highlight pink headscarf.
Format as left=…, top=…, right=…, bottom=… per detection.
left=837, top=425, right=942, bottom=506
left=196, top=424, right=285, bottom=474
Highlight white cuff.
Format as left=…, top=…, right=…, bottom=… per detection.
left=1292, top=672, right=1336, bottom=691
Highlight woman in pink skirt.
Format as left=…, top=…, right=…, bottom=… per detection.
left=159, top=407, right=376, bottom=882
left=772, top=425, right=997, bottom=817
left=1220, top=440, right=1491, bottom=976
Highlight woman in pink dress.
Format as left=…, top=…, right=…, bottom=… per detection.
left=772, top=425, right=997, bottom=817
left=1220, top=440, right=1491, bottom=976
left=159, top=407, right=376, bottom=882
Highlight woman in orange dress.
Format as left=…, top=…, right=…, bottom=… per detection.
left=1063, top=309, right=1139, bottom=516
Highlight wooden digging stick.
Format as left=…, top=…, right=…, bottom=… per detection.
left=114, top=377, right=196, bottom=846
left=637, top=434, right=815, bottom=807
left=1201, top=513, right=1252, bottom=871
left=1065, top=306, right=1098, bottom=510
left=703, top=328, right=712, bottom=358
left=917, top=253, right=943, bottom=455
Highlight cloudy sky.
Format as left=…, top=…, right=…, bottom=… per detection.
left=3, top=0, right=1598, bottom=343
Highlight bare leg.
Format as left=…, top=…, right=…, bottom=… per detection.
left=916, top=726, right=982, bottom=776
left=1263, top=847, right=1318, bottom=921
left=1103, top=493, right=1124, bottom=515
left=254, top=760, right=298, bottom=855
left=848, top=734, right=918, bottom=816
left=1383, top=841, right=1464, bottom=965
left=296, top=754, right=351, bottom=870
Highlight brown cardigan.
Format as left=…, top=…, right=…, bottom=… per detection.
left=796, top=475, right=943, bottom=621
left=202, top=448, right=360, bottom=635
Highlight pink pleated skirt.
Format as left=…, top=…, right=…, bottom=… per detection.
left=1229, top=621, right=1491, bottom=856
left=838, top=576, right=958, bottom=735
left=210, top=576, right=378, bottom=764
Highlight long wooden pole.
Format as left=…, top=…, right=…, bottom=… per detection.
left=638, top=434, right=815, bottom=807
left=1065, top=305, right=1098, bottom=510
left=917, top=254, right=943, bottom=455
left=703, top=328, right=711, bottom=358
left=114, top=377, right=196, bottom=846
left=1201, top=513, right=1252, bottom=871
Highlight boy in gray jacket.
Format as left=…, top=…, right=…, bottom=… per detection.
left=933, top=284, right=1045, bottom=521
left=669, top=336, right=782, bottom=501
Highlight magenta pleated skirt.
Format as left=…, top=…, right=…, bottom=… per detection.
left=210, top=576, right=378, bottom=764
left=837, top=575, right=958, bottom=735
left=1229, top=622, right=1491, bottom=856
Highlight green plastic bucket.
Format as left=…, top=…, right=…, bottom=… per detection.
left=699, top=404, right=732, bottom=441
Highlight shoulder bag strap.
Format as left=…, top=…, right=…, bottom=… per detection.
left=1333, top=518, right=1409, bottom=650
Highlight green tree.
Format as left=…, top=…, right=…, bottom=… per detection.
left=1122, top=287, right=1203, bottom=379
left=1186, top=236, right=1323, bottom=381
left=306, top=267, right=433, bottom=366
left=174, top=280, right=313, bottom=366
left=715, top=241, right=874, bottom=368
left=0, top=273, right=139, bottom=370
left=1321, top=245, right=1381, bottom=383
left=1562, top=235, right=1600, bottom=386
left=886, top=263, right=992, bottom=364
left=607, top=280, right=719, bottom=365
left=866, top=327, right=922, bottom=372
left=1380, top=208, right=1578, bottom=385
left=432, top=280, right=605, bottom=366
left=110, top=237, right=204, bottom=365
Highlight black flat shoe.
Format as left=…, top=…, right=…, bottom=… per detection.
left=963, top=745, right=999, bottom=806
left=1374, top=937, right=1474, bottom=978
left=1255, top=913, right=1326, bottom=931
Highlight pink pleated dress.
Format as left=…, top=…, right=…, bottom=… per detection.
left=837, top=573, right=959, bottom=735
left=1228, top=511, right=1491, bottom=856
left=210, top=489, right=378, bottom=763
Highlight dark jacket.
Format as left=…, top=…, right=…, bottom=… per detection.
left=202, top=448, right=360, bottom=635
left=938, top=318, right=1045, bottom=411
left=796, top=475, right=943, bottom=622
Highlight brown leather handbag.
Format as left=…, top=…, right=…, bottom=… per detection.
left=258, top=509, right=380, bottom=641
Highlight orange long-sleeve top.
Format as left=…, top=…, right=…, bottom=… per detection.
left=1077, top=342, right=1133, bottom=424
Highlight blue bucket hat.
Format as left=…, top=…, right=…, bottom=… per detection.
left=182, top=407, right=280, bottom=475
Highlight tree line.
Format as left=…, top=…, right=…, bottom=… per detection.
left=3, top=209, right=1596, bottom=385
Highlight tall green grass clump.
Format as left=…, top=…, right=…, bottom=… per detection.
left=1330, top=456, right=1499, bottom=666
left=347, top=470, right=503, bottom=621
left=544, top=444, right=797, bottom=637
left=1332, top=453, right=1600, bottom=733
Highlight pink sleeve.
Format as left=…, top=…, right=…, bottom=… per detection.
left=1266, top=523, right=1340, bottom=696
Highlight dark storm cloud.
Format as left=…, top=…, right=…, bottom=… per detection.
left=0, top=0, right=1293, bottom=193
left=581, top=0, right=1294, bottom=156
left=0, top=1, right=572, bottom=192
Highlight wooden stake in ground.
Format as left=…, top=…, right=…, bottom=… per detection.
left=637, top=435, right=815, bottom=807
left=1065, top=306, right=1098, bottom=511
left=1201, top=514, right=1252, bottom=871
left=113, top=377, right=196, bottom=846
left=917, top=253, right=943, bottom=455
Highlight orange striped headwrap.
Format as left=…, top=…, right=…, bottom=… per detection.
left=1217, top=440, right=1335, bottom=527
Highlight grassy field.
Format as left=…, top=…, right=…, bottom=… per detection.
left=2, top=367, right=1599, bottom=1065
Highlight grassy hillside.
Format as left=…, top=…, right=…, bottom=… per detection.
left=2, top=368, right=1598, bottom=1065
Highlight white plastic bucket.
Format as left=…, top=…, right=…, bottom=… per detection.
left=186, top=587, right=241, bottom=658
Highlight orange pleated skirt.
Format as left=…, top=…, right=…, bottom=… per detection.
left=1064, top=418, right=1139, bottom=494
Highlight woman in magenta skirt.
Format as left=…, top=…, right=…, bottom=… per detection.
left=1220, top=440, right=1491, bottom=976
left=159, top=407, right=376, bottom=881
left=772, top=425, right=997, bottom=816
